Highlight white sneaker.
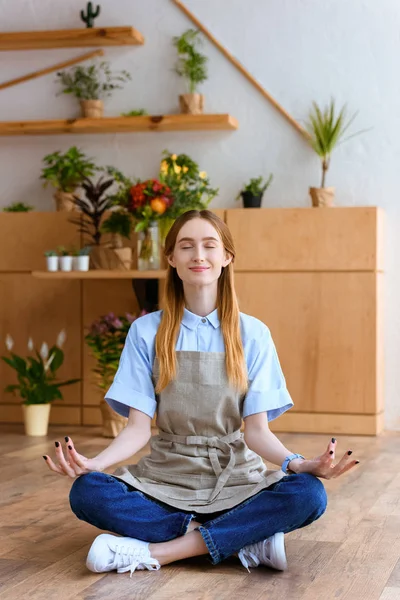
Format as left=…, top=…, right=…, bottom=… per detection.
left=238, top=532, right=288, bottom=572
left=86, top=533, right=161, bottom=577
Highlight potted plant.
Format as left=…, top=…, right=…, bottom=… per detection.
left=100, top=210, right=133, bottom=270
left=173, top=29, right=208, bottom=114
left=1, top=331, right=79, bottom=436
left=3, top=202, right=34, bottom=212
left=55, top=60, right=131, bottom=118
left=40, top=146, right=97, bottom=212
left=57, top=246, right=73, bottom=271
left=158, top=150, right=218, bottom=244
left=305, top=99, right=362, bottom=207
left=85, top=311, right=146, bottom=437
left=72, top=246, right=91, bottom=271
left=44, top=249, right=58, bottom=271
left=237, top=175, right=273, bottom=208
left=69, top=175, right=119, bottom=269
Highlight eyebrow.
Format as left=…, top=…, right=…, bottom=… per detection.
left=177, top=237, right=220, bottom=243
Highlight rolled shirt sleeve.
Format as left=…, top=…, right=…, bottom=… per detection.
left=242, top=326, right=294, bottom=421
left=105, top=320, right=157, bottom=419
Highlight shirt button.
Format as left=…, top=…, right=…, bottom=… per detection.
left=201, top=318, right=207, bottom=323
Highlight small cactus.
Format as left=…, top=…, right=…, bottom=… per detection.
left=80, top=2, right=101, bottom=28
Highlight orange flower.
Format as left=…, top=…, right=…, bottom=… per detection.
left=150, top=198, right=167, bottom=214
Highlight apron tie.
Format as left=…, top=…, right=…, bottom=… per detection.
left=158, top=429, right=242, bottom=505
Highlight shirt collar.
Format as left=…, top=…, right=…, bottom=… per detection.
left=181, top=307, right=220, bottom=330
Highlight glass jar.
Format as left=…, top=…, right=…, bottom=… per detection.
left=137, top=221, right=160, bottom=271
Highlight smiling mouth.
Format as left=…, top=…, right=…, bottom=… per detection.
left=189, top=267, right=210, bottom=271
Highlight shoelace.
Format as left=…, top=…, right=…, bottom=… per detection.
left=238, top=540, right=271, bottom=572
left=112, top=545, right=161, bottom=578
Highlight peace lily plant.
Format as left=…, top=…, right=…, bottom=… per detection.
left=1, top=330, right=80, bottom=436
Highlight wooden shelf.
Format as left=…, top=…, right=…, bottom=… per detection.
left=0, top=27, right=144, bottom=50
left=32, top=269, right=167, bottom=279
left=0, top=114, right=239, bottom=136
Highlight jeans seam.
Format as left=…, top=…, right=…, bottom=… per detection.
left=179, top=513, right=196, bottom=536
left=198, top=525, right=221, bottom=564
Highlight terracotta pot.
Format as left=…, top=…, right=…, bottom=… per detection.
left=54, top=190, right=76, bottom=212
left=111, top=233, right=124, bottom=249
left=90, top=246, right=127, bottom=270
left=80, top=99, right=104, bottom=118
left=309, top=186, right=335, bottom=207
left=100, top=400, right=128, bottom=438
left=179, top=94, right=204, bottom=115
left=22, top=404, right=51, bottom=436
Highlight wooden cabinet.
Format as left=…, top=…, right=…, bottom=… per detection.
left=227, top=207, right=384, bottom=435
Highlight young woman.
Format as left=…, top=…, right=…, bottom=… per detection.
left=44, top=210, right=359, bottom=576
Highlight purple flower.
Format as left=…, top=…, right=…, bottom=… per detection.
left=125, top=312, right=136, bottom=323
left=111, top=318, right=123, bottom=329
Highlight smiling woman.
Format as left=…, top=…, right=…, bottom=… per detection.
left=44, top=209, right=358, bottom=577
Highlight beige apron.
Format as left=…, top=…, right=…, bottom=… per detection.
left=113, top=351, right=285, bottom=513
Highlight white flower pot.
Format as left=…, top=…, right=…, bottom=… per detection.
left=73, top=255, right=90, bottom=271
left=23, top=404, right=51, bottom=436
left=46, top=256, right=58, bottom=271
left=59, top=256, right=73, bottom=271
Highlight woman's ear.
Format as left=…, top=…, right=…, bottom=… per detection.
left=223, top=252, right=233, bottom=268
left=167, top=255, right=175, bottom=268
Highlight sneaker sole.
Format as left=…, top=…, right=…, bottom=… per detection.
left=271, top=532, right=288, bottom=571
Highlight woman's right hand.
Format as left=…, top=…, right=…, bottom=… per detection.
left=43, top=436, right=103, bottom=479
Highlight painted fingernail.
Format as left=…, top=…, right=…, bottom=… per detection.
left=43, top=456, right=47, bottom=460
left=332, top=438, right=336, bottom=443
left=329, top=450, right=334, bottom=455
left=347, top=450, right=353, bottom=455
left=65, top=436, right=69, bottom=442
left=355, top=460, right=360, bottom=464
left=55, top=441, right=59, bottom=448
left=68, top=445, right=72, bottom=450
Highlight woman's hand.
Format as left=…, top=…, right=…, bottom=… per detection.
left=43, top=436, right=103, bottom=479
left=288, top=438, right=359, bottom=479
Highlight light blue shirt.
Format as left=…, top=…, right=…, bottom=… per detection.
left=105, top=308, right=294, bottom=422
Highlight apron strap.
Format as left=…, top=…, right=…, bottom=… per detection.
left=158, top=429, right=242, bottom=504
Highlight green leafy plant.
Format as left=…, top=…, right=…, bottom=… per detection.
left=85, top=312, right=146, bottom=391
left=3, top=202, right=34, bottom=212
left=305, top=99, right=362, bottom=188
left=80, top=2, right=100, bottom=28
left=40, top=146, right=97, bottom=193
left=44, top=249, right=58, bottom=257
left=78, top=246, right=92, bottom=256
left=238, top=175, right=273, bottom=198
left=101, top=210, right=133, bottom=240
left=57, top=246, right=70, bottom=256
left=2, top=332, right=80, bottom=405
left=69, top=175, right=114, bottom=246
left=56, top=60, right=131, bottom=100
left=173, top=29, right=208, bottom=94
left=121, top=109, right=148, bottom=117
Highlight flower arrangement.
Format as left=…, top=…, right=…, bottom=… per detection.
left=1, top=331, right=79, bottom=405
left=85, top=311, right=146, bottom=391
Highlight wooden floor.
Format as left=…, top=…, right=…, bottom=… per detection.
left=1, top=425, right=400, bottom=600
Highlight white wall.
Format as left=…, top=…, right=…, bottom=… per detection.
left=0, top=0, right=398, bottom=429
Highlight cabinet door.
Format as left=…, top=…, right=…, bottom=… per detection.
left=235, top=272, right=381, bottom=415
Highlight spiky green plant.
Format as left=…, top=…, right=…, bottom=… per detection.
left=305, top=99, right=361, bottom=188
left=80, top=2, right=100, bottom=28
left=173, top=29, right=208, bottom=94
left=3, top=202, right=34, bottom=212
left=69, top=175, right=114, bottom=246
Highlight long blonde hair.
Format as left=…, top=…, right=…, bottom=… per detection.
left=155, top=210, right=248, bottom=395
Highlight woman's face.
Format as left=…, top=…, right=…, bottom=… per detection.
left=168, top=218, right=232, bottom=287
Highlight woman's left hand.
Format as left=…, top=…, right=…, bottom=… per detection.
left=288, top=438, right=359, bottom=479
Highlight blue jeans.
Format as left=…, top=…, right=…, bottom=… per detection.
left=69, top=471, right=327, bottom=565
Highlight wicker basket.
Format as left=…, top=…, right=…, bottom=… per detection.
left=100, top=400, right=127, bottom=438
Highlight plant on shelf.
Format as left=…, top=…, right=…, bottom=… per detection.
left=100, top=210, right=133, bottom=269
left=44, top=249, right=58, bottom=272
left=56, top=60, right=131, bottom=118
left=121, top=109, right=148, bottom=117
left=173, top=29, right=208, bottom=114
left=3, top=202, right=34, bottom=212
left=71, top=246, right=92, bottom=271
left=40, top=146, right=97, bottom=212
left=69, top=175, right=119, bottom=269
left=237, top=174, right=273, bottom=208
left=1, top=331, right=80, bottom=436
left=158, top=150, right=218, bottom=242
left=85, top=310, right=146, bottom=437
left=80, top=2, right=100, bottom=28
left=305, top=98, right=364, bottom=207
